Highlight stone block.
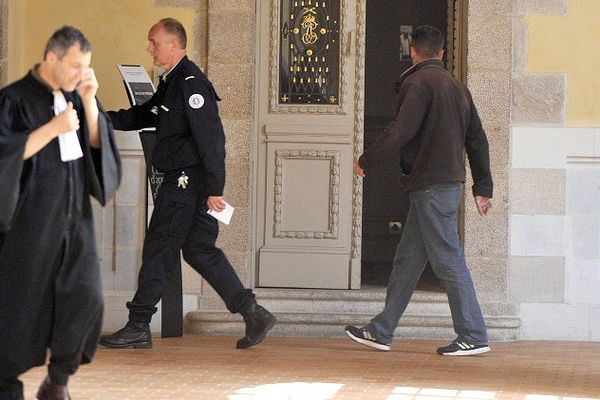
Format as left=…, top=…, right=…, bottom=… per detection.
left=223, top=250, right=252, bottom=287
left=514, top=0, right=568, bottom=16
left=99, top=249, right=115, bottom=291
left=568, top=215, right=600, bottom=260
left=510, top=214, right=565, bottom=256
left=464, top=207, right=509, bottom=258
left=512, top=17, right=528, bottom=72
left=481, top=302, right=519, bottom=317
left=0, top=60, right=7, bottom=87
left=512, top=73, right=565, bottom=125
left=115, top=205, right=146, bottom=249
left=101, top=200, right=115, bottom=250
left=467, top=14, right=512, bottom=71
left=566, top=258, right=600, bottom=305
left=519, top=303, right=588, bottom=340
left=182, top=261, right=204, bottom=292
left=467, top=256, right=508, bottom=303
left=207, top=12, right=254, bottom=64
left=114, top=249, right=143, bottom=291
left=91, top=202, right=105, bottom=248
left=217, top=206, right=250, bottom=252
left=223, top=118, right=252, bottom=159
left=468, top=72, right=511, bottom=127
left=208, top=0, right=254, bottom=12
left=590, top=306, right=600, bottom=341
left=115, top=156, right=146, bottom=206
left=223, top=158, right=251, bottom=207
left=511, top=127, right=595, bottom=169
left=155, top=0, right=205, bottom=10
left=510, top=168, right=565, bottom=215
left=509, top=256, right=565, bottom=303
left=566, top=164, right=600, bottom=215
left=212, top=79, right=253, bottom=119
left=469, top=0, right=512, bottom=16
left=197, top=289, right=228, bottom=312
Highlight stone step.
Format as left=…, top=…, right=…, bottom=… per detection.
left=187, top=288, right=520, bottom=341
left=254, top=287, right=451, bottom=315
left=186, top=311, right=521, bottom=341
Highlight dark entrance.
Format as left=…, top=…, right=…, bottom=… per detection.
left=361, top=0, right=452, bottom=289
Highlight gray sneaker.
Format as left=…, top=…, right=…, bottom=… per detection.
left=345, top=325, right=391, bottom=351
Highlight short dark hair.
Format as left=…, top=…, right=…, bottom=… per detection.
left=411, top=25, right=444, bottom=58
left=44, top=26, right=91, bottom=60
left=159, top=18, right=187, bottom=49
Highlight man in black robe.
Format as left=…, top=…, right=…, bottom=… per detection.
left=0, top=27, right=121, bottom=400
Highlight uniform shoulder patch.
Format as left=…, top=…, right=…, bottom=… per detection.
left=188, top=93, right=204, bottom=109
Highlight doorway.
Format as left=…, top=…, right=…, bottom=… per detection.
left=361, top=0, right=458, bottom=289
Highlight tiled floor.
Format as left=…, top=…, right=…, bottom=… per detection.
left=20, top=336, right=600, bottom=400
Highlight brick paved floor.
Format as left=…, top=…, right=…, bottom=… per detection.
left=19, top=336, right=600, bottom=399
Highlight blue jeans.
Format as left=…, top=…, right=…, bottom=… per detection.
left=369, top=182, right=488, bottom=345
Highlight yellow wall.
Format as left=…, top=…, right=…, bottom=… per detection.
left=525, top=0, right=600, bottom=127
left=8, top=0, right=195, bottom=110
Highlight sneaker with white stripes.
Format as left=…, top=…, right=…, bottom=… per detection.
left=345, top=325, right=391, bottom=351
left=436, top=339, right=490, bottom=356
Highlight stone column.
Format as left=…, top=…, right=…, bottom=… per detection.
left=196, top=0, right=257, bottom=311
left=0, top=0, right=8, bottom=86
left=464, top=0, right=516, bottom=323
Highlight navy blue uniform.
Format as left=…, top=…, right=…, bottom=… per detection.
left=109, top=56, right=254, bottom=323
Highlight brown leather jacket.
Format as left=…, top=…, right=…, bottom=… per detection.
left=358, top=58, right=493, bottom=198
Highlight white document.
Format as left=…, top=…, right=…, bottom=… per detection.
left=53, top=91, right=83, bottom=162
left=117, top=64, right=155, bottom=106
left=207, top=201, right=235, bottom=225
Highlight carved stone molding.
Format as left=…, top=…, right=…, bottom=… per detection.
left=274, top=149, right=340, bottom=239
left=351, top=0, right=365, bottom=259
left=268, top=0, right=348, bottom=114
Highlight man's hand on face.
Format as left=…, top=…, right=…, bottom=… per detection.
left=77, top=67, right=99, bottom=103
left=207, top=196, right=226, bottom=212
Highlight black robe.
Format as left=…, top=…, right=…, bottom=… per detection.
left=0, top=71, right=121, bottom=379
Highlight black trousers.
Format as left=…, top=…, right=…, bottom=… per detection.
left=127, top=166, right=254, bottom=323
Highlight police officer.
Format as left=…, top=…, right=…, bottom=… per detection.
left=100, top=18, right=276, bottom=350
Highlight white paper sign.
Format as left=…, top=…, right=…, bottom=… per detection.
left=117, top=64, right=155, bottom=106
left=207, top=201, right=235, bottom=225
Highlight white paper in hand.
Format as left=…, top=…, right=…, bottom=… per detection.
left=57, top=131, right=84, bottom=161
left=53, top=91, right=83, bottom=162
left=207, top=201, right=235, bottom=225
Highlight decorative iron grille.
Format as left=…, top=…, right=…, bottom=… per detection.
left=279, top=0, right=340, bottom=105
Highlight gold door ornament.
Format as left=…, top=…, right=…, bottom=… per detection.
left=278, top=0, right=341, bottom=106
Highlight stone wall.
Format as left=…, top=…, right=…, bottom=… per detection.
left=510, top=0, right=600, bottom=340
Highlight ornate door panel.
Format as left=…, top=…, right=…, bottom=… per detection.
left=255, top=0, right=364, bottom=289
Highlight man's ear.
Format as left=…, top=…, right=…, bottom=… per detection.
left=438, top=48, right=445, bottom=59
left=45, top=50, right=57, bottom=63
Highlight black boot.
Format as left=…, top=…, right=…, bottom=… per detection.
left=237, top=303, right=276, bottom=349
left=0, top=378, right=23, bottom=400
left=36, top=376, right=70, bottom=400
left=99, top=321, right=152, bottom=349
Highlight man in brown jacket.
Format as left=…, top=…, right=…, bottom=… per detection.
left=345, top=25, right=493, bottom=356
